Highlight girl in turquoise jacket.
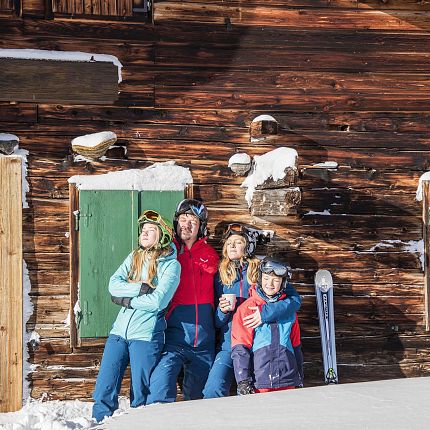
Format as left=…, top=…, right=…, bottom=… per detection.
left=92, top=210, right=181, bottom=423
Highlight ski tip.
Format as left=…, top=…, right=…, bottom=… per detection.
left=315, top=269, right=333, bottom=291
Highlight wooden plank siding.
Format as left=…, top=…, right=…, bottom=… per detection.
left=0, top=157, right=23, bottom=412
left=1, top=0, right=430, bottom=399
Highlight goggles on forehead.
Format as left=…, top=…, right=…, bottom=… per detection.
left=222, top=223, right=247, bottom=240
left=260, top=258, right=290, bottom=277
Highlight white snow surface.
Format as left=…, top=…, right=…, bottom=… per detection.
left=416, top=171, right=430, bottom=201
left=0, top=48, right=123, bottom=83
left=228, top=153, right=251, bottom=167
left=71, top=132, right=117, bottom=148
left=68, top=161, right=193, bottom=191
left=2, top=378, right=430, bottom=430
left=241, top=147, right=298, bottom=206
left=312, top=161, right=339, bottom=169
left=0, top=133, right=19, bottom=142
left=251, top=114, right=277, bottom=123
left=303, top=209, right=331, bottom=216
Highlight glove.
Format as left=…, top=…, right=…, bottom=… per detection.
left=139, top=282, right=153, bottom=296
left=237, top=380, right=255, bottom=395
left=111, top=296, right=133, bottom=309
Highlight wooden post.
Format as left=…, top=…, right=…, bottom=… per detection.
left=0, top=156, right=23, bottom=412
left=422, top=180, right=430, bottom=331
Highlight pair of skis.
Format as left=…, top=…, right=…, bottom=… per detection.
left=315, top=269, right=338, bottom=384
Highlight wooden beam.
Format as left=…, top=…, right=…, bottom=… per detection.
left=0, top=59, right=118, bottom=104
left=423, top=180, right=430, bottom=331
left=0, top=156, right=23, bottom=412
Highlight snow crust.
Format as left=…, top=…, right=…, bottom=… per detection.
left=0, top=133, right=19, bottom=142
left=228, top=153, right=251, bottom=167
left=303, top=209, right=331, bottom=216
left=71, top=132, right=117, bottom=148
left=241, top=147, right=298, bottom=206
left=0, top=48, right=123, bottom=83
left=68, top=161, right=193, bottom=191
left=416, top=171, right=430, bottom=201
left=251, top=114, right=277, bottom=123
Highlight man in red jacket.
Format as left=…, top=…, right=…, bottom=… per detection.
left=148, top=199, right=219, bottom=403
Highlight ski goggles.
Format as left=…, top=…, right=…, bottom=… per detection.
left=222, top=223, right=248, bottom=240
left=259, top=258, right=290, bottom=277
left=138, top=210, right=174, bottom=246
left=176, top=199, right=208, bottom=222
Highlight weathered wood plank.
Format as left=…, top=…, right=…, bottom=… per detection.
left=0, top=59, right=118, bottom=104
left=0, top=157, right=23, bottom=412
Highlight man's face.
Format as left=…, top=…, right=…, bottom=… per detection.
left=177, top=213, right=200, bottom=242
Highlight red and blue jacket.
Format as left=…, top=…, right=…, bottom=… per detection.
left=231, top=287, right=303, bottom=390
left=215, top=264, right=302, bottom=352
left=165, top=238, right=219, bottom=349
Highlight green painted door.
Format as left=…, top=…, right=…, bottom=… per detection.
left=79, top=190, right=138, bottom=338
left=78, top=189, right=184, bottom=338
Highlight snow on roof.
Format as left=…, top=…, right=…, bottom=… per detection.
left=0, top=133, right=19, bottom=142
left=251, top=114, right=277, bottom=123
left=0, top=48, right=123, bottom=83
left=71, top=131, right=117, bottom=148
left=241, top=147, right=298, bottom=206
left=416, top=171, right=430, bottom=201
left=68, top=161, right=193, bottom=191
left=228, top=153, right=251, bottom=167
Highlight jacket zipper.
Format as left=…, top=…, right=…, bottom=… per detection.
left=124, top=309, right=136, bottom=340
left=191, top=251, right=199, bottom=347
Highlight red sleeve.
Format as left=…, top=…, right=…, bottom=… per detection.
left=290, top=314, right=301, bottom=348
left=231, top=299, right=255, bottom=349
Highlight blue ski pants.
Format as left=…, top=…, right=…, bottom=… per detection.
left=92, top=334, right=162, bottom=423
left=203, top=349, right=235, bottom=398
left=147, top=343, right=215, bottom=404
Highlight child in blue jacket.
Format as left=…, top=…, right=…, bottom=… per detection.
left=92, top=210, right=181, bottom=423
left=203, top=225, right=302, bottom=398
left=231, top=258, right=304, bottom=395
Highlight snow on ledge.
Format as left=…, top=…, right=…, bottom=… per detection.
left=241, top=147, right=298, bottom=207
left=0, top=48, right=123, bottom=83
left=0, top=133, right=19, bottom=142
left=251, top=114, right=277, bottom=123
left=312, top=161, right=339, bottom=169
left=416, top=171, right=430, bottom=201
left=68, top=161, right=193, bottom=191
left=71, top=131, right=117, bottom=148
left=228, top=153, right=251, bottom=167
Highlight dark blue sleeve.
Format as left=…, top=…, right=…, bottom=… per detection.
left=294, top=345, right=304, bottom=385
left=231, top=344, right=252, bottom=383
left=260, top=282, right=302, bottom=324
left=214, top=274, right=231, bottom=328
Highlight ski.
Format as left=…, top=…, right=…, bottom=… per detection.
left=315, top=269, right=338, bottom=384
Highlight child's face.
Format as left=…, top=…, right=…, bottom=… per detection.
left=261, top=273, right=283, bottom=297
left=139, top=223, right=160, bottom=249
left=225, top=234, right=246, bottom=260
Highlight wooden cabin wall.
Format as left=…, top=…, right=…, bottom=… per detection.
left=1, top=0, right=430, bottom=399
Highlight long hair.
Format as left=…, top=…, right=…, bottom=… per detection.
left=128, top=227, right=170, bottom=287
left=218, top=236, right=259, bottom=287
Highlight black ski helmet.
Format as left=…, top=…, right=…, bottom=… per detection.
left=173, top=198, right=208, bottom=239
left=258, top=257, right=292, bottom=290
left=222, top=223, right=259, bottom=258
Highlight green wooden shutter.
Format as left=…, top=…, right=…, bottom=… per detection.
left=79, top=190, right=138, bottom=338
left=78, top=189, right=184, bottom=339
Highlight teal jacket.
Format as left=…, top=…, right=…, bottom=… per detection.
left=108, top=245, right=181, bottom=342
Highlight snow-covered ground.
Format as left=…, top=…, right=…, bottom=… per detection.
left=1, top=377, right=430, bottom=430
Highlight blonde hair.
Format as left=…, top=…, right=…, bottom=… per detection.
left=128, top=227, right=170, bottom=287
left=218, top=236, right=259, bottom=287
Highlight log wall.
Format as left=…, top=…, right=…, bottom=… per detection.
left=1, top=0, right=430, bottom=400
